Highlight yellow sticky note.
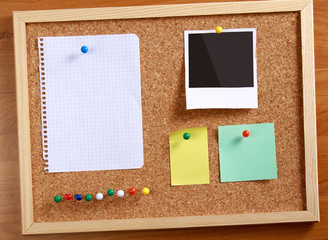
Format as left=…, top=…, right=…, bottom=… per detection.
left=169, top=127, right=209, bottom=186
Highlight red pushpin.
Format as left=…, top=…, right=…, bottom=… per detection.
left=64, top=194, right=72, bottom=200
left=129, top=188, right=136, bottom=195
left=242, top=130, right=249, bottom=138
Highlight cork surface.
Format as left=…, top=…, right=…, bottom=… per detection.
left=26, top=12, right=306, bottom=223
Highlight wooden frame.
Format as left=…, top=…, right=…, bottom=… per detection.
left=13, top=0, right=318, bottom=235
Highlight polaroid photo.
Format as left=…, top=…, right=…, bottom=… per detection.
left=184, top=28, right=257, bottom=109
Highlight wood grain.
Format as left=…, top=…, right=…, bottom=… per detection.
left=13, top=11, right=34, bottom=234
left=14, top=0, right=309, bottom=22
left=1, top=0, right=327, bottom=239
left=300, top=0, right=319, bottom=219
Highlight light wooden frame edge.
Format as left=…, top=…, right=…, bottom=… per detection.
left=13, top=0, right=318, bottom=235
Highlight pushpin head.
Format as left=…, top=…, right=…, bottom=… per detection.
left=142, top=188, right=150, bottom=195
left=117, top=190, right=124, bottom=197
left=54, top=195, right=61, bottom=202
left=81, top=46, right=88, bottom=53
left=85, top=194, right=92, bottom=201
left=216, top=26, right=223, bottom=34
left=107, top=189, right=115, bottom=196
left=96, top=193, right=103, bottom=200
left=243, top=130, right=250, bottom=137
left=64, top=194, right=72, bottom=200
left=183, top=132, right=190, bottom=140
left=75, top=194, right=82, bottom=201
left=129, top=188, right=136, bottom=195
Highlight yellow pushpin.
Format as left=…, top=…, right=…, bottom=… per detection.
left=216, top=26, right=223, bottom=34
left=142, top=188, right=150, bottom=195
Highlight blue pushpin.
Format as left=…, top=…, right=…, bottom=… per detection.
left=81, top=46, right=88, bottom=54
left=75, top=194, right=82, bottom=201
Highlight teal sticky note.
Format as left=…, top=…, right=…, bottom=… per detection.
left=218, top=123, right=277, bottom=182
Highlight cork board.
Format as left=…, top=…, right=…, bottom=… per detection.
left=26, top=11, right=306, bottom=224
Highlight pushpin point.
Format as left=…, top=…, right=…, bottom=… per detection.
left=183, top=132, right=190, bottom=140
left=243, top=130, right=250, bottom=138
left=81, top=46, right=88, bottom=53
left=142, top=188, right=150, bottom=195
left=216, top=26, right=223, bottom=34
left=54, top=195, right=61, bottom=202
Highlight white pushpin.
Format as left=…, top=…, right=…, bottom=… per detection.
left=117, top=190, right=124, bottom=197
left=96, top=193, right=103, bottom=200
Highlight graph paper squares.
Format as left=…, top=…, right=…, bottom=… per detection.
left=38, top=34, right=144, bottom=173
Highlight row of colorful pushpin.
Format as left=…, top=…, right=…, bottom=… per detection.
left=54, top=188, right=150, bottom=202
left=183, top=130, right=250, bottom=140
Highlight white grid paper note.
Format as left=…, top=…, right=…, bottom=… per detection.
left=38, top=34, right=144, bottom=173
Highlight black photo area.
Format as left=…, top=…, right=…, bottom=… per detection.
left=189, top=32, right=254, bottom=88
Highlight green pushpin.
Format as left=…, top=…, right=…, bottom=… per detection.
left=54, top=195, right=61, bottom=203
left=183, top=132, right=190, bottom=140
left=85, top=194, right=92, bottom=201
left=107, top=189, right=114, bottom=196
